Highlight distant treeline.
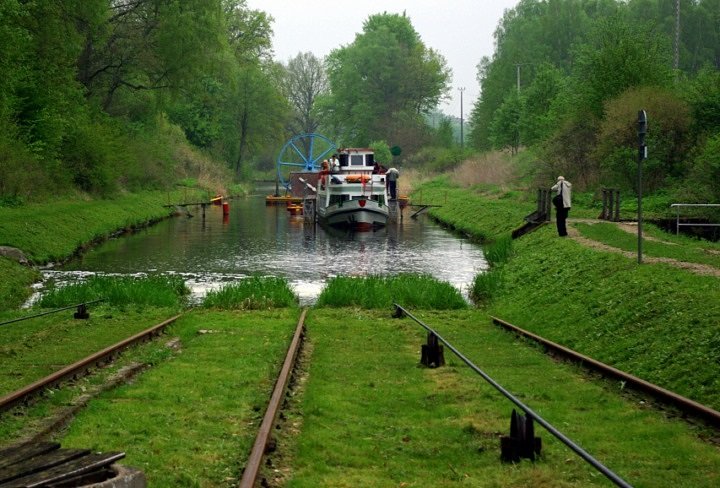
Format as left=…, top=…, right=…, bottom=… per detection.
left=468, top=0, right=720, bottom=201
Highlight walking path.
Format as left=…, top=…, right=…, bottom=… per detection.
left=566, top=219, right=720, bottom=277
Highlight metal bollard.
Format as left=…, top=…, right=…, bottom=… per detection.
left=74, top=303, right=90, bottom=320
left=420, top=332, right=445, bottom=368
left=500, top=409, right=542, bottom=462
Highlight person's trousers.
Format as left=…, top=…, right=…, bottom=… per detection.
left=556, top=207, right=569, bottom=236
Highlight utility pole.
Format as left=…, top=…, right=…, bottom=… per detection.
left=637, top=110, right=648, bottom=264
left=674, top=0, right=680, bottom=71
left=458, top=87, right=465, bottom=149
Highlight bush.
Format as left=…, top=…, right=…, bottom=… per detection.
left=595, top=86, right=692, bottom=192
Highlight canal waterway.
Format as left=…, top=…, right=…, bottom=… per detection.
left=41, top=189, right=487, bottom=304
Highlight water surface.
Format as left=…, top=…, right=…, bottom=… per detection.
left=44, top=190, right=487, bottom=304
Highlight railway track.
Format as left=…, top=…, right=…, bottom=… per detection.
left=491, top=315, right=720, bottom=427
left=240, top=308, right=307, bottom=488
left=0, top=314, right=182, bottom=413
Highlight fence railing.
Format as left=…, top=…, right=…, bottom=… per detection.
left=670, top=203, right=720, bottom=235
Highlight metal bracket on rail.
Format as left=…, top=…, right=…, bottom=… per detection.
left=420, top=333, right=445, bottom=368
left=74, top=303, right=90, bottom=320
left=501, top=409, right=542, bottom=462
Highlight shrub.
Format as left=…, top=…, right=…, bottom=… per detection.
left=595, top=86, right=692, bottom=192
left=38, top=275, right=189, bottom=308
left=202, top=276, right=297, bottom=309
left=317, top=274, right=466, bottom=309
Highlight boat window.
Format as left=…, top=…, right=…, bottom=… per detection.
left=350, top=155, right=364, bottom=166
left=366, top=153, right=374, bottom=166
left=329, top=195, right=342, bottom=205
left=339, top=154, right=349, bottom=166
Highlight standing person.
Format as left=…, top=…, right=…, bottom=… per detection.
left=386, top=167, right=399, bottom=199
left=330, top=154, right=340, bottom=173
left=551, top=176, right=572, bottom=236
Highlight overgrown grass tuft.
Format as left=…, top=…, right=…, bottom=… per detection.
left=201, top=276, right=297, bottom=309
left=469, top=268, right=504, bottom=304
left=483, top=235, right=513, bottom=266
left=38, top=275, right=188, bottom=309
left=316, top=274, right=466, bottom=309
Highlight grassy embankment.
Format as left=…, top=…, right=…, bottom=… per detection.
left=416, top=178, right=720, bottom=411
left=0, top=189, right=206, bottom=310
left=284, top=308, right=720, bottom=487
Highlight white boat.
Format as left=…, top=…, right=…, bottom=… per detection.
left=316, top=148, right=389, bottom=230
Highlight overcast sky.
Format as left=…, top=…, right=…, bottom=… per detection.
left=245, top=0, right=520, bottom=118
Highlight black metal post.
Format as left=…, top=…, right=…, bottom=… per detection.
left=638, top=110, right=647, bottom=264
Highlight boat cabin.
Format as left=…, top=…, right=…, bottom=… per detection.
left=337, top=148, right=375, bottom=172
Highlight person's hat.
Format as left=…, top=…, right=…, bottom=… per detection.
left=557, top=176, right=565, bottom=181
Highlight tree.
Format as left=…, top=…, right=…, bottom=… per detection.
left=571, top=15, right=673, bottom=118
left=322, top=13, right=450, bottom=147
left=519, top=63, right=566, bottom=145
left=489, top=91, right=522, bottom=154
left=683, top=66, right=720, bottom=137
left=435, top=117, right=455, bottom=149
left=280, top=52, right=328, bottom=136
left=595, top=86, right=692, bottom=191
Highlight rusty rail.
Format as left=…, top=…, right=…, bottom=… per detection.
left=240, top=308, right=307, bottom=488
left=0, top=314, right=182, bottom=413
left=491, top=316, right=720, bottom=427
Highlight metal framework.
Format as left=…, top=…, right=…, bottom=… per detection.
left=670, top=203, right=720, bottom=235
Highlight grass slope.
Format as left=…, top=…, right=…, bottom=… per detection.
left=0, top=191, right=193, bottom=264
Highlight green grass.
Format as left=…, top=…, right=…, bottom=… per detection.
left=58, top=309, right=298, bottom=487
left=286, top=309, right=720, bottom=487
left=0, top=258, right=39, bottom=310
left=316, top=274, right=467, bottom=309
left=483, top=235, right=514, bottom=266
left=38, top=275, right=189, bottom=309
left=576, top=222, right=720, bottom=268
left=0, top=307, right=179, bottom=398
left=202, top=276, right=298, bottom=309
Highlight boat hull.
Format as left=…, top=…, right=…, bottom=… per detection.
left=317, top=200, right=388, bottom=230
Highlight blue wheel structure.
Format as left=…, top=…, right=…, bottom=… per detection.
left=276, top=133, right=336, bottom=191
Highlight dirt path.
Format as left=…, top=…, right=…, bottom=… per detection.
left=566, top=219, right=720, bottom=277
